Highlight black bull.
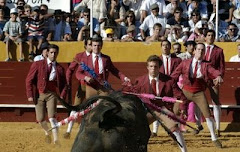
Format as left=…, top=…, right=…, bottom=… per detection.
left=59, top=92, right=151, bottom=152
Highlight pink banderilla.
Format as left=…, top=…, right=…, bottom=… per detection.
left=48, top=101, right=100, bottom=132
left=123, top=92, right=183, bottom=103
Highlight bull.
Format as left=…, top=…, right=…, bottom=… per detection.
left=59, top=91, right=151, bottom=152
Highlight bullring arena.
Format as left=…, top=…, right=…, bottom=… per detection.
left=1, top=42, right=240, bottom=152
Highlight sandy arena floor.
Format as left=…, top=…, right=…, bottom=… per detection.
left=0, top=122, right=240, bottom=152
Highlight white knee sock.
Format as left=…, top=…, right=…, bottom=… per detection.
left=152, top=121, right=159, bottom=134
left=206, top=117, right=217, bottom=141
left=49, top=118, right=58, bottom=142
left=66, top=111, right=76, bottom=133
left=194, top=105, right=202, bottom=127
left=173, top=130, right=188, bottom=152
left=213, top=105, right=221, bottom=130
left=39, top=121, right=49, bottom=135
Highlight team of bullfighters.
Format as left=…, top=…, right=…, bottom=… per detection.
left=25, top=29, right=225, bottom=151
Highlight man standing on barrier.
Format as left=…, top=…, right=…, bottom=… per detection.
left=26, top=44, right=66, bottom=145
left=134, top=55, right=188, bottom=152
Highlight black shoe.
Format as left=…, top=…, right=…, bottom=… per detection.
left=193, top=125, right=204, bottom=135
left=216, top=129, right=221, bottom=137
left=213, top=139, right=222, bottom=148
left=150, top=132, right=157, bottom=138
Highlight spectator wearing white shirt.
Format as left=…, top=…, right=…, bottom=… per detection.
left=34, top=42, right=49, bottom=62
left=140, top=0, right=167, bottom=22
left=139, top=3, right=167, bottom=41
left=229, top=44, right=240, bottom=62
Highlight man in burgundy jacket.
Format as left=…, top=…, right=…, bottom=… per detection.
left=134, top=55, right=188, bottom=152
left=26, top=44, right=66, bottom=145
left=63, top=38, right=92, bottom=139
left=203, top=29, right=225, bottom=137
left=171, top=43, right=223, bottom=148
left=152, top=40, right=182, bottom=136
left=76, top=36, right=130, bottom=98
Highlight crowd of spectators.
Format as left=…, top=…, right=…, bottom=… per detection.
left=0, top=0, right=240, bottom=61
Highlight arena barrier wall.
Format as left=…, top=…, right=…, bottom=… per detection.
left=0, top=42, right=238, bottom=62
left=0, top=62, right=240, bottom=122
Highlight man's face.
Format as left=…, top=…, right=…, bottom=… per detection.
left=24, top=8, right=31, bottom=16
left=205, top=32, right=215, bottom=44
left=40, top=6, right=48, bottom=15
left=151, top=8, right=159, bottom=16
left=228, top=25, right=237, bottom=36
left=0, top=0, right=6, bottom=7
left=47, top=48, right=58, bottom=61
left=173, top=45, right=181, bottom=54
left=174, top=10, right=182, bottom=19
left=194, top=44, right=205, bottom=60
left=154, top=26, right=161, bottom=36
left=83, top=12, right=90, bottom=22
left=147, top=61, right=160, bottom=78
left=10, top=13, right=18, bottom=20
left=92, top=41, right=102, bottom=54
left=186, top=44, right=195, bottom=53
left=86, top=40, right=92, bottom=53
left=161, top=41, right=171, bottom=55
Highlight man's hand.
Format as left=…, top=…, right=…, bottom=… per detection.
left=84, top=76, right=94, bottom=84
left=124, top=77, right=131, bottom=82
left=213, top=76, right=223, bottom=86
left=28, top=97, right=33, bottom=102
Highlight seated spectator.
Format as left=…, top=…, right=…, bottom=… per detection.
left=64, top=13, right=73, bottom=41
left=167, top=24, right=187, bottom=42
left=140, top=3, right=167, bottom=41
left=24, top=4, right=32, bottom=17
left=40, top=4, right=54, bottom=41
left=220, top=23, right=240, bottom=42
left=52, top=9, right=72, bottom=41
left=172, top=42, right=182, bottom=55
left=123, top=10, right=140, bottom=36
left=188, top=0, right=208, bottom=19
left=103, top=28, right=120, bottom=41
left=26, top=6, right=45, bottom=61
left=188, top=20, right=208, bottom=42
left=121, top=25, right=140, bottom=42
left=140, top=0, right=167, bottom=22
left=177, top=40, right=196, bottom=60
left=77, top=25, right=90, bottom=41
left=188, top=9, right=201, bottom=32
left=167, top=7, right=189, bottom=27
left=145, top=23, right=164, bottom=42
left=0, top=0, right=10, bottom=20
left=109, top=0, right=126, bottom=24
left=34, top=41, right=49, bottom=61
left=77, top=8, right=100, bottom=35
left=165, top=0, right=188, bottom=19
left=208, top=13, right=228, bottom=38
left=232, top=8, right=240, bottom=35
left=219, top=0, right=234, bottom=23
left=229, top=44, right=240, bottom=62
left=122, top=0, right=143, bottom=23
left=0, top=8, right=6, bottom=40
left=3, top=8, right=24, bottom=61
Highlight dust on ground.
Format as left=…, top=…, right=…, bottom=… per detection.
left=0, top=122, right=240, bottom=152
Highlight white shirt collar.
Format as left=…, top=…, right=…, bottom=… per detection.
left=86, top=51, right=91, bottom=56
left=149, top=74, right=159, bottom=82
left=47, top=58, right=56, bottom=65
left=193, top=57, right=202, bottom=64
left=162, top=54, right=171, bottom=58
left=92, top=53, right=101, bottom=58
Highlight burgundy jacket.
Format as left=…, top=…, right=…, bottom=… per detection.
left=26, top=59, right=66, bottom=99
left=171, top=58, right=221, bottom=88
left=159, top=54, right=182, bottom=75
left=205, top=45, right=225, bottom=77
left=66, top=51, right=88, bottom=85
left=134, top=73, right=187, bottom=110
left=76, top=53, right=126, bottom=86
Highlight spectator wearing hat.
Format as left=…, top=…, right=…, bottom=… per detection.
left=103, top=28, right=117, bottom=42
left=145, top=23, right=164, bottom=42
left=177, top=40, right=196, bottom=60
left=3, top=8, right=24, bottom=62
left=229, top=43, right=240, bottom=62
left=232, top=8, right=240, bottom=35
left=26, top=6, right=45, bottom=61
left=77, top=8, right=99, bottom=35
left=34, top=41, right=49, bottom=61
left=0, top=0, right=10, bottom=20
left=139, top=3, right=167, bottom=41
left=121, top=25, right=140, bottom=42
left=140, top=0, right=167, bottom=22
left=220, top=23, right=240, bottom=42
left=167, top=7, right=189, bottom=27
left=52, top=9, right=72, bottom=41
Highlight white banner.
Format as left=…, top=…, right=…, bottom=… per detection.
left=6, top=0, right=71, bottom=13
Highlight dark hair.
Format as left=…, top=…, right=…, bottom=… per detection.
left=228, top=23, right=237, bottom=28
left=84, top=37, right=92, bottom=46
left=204, top=29, right=216, bottom=37
left=125, top=10, right=136, bottom=26
left=161, top=40, right=171, bottom=47
left=40, top=4, right=48, bottom=10
left=92, top=35, right=103, bottom=45
left=153, top=23, right=162, bottom=29
left=83, top=7, right=90, bottom=14
left=191, top=8, right=200, bottom=18
left=48, top=44, right=59, bottom=53
left=174, top=7, right=183, bottom=13
left=195, top=43, right=205, bottom=50
left=147, top=55, right=162, bottom=66
left=173, top=42, right=181, bottom=48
